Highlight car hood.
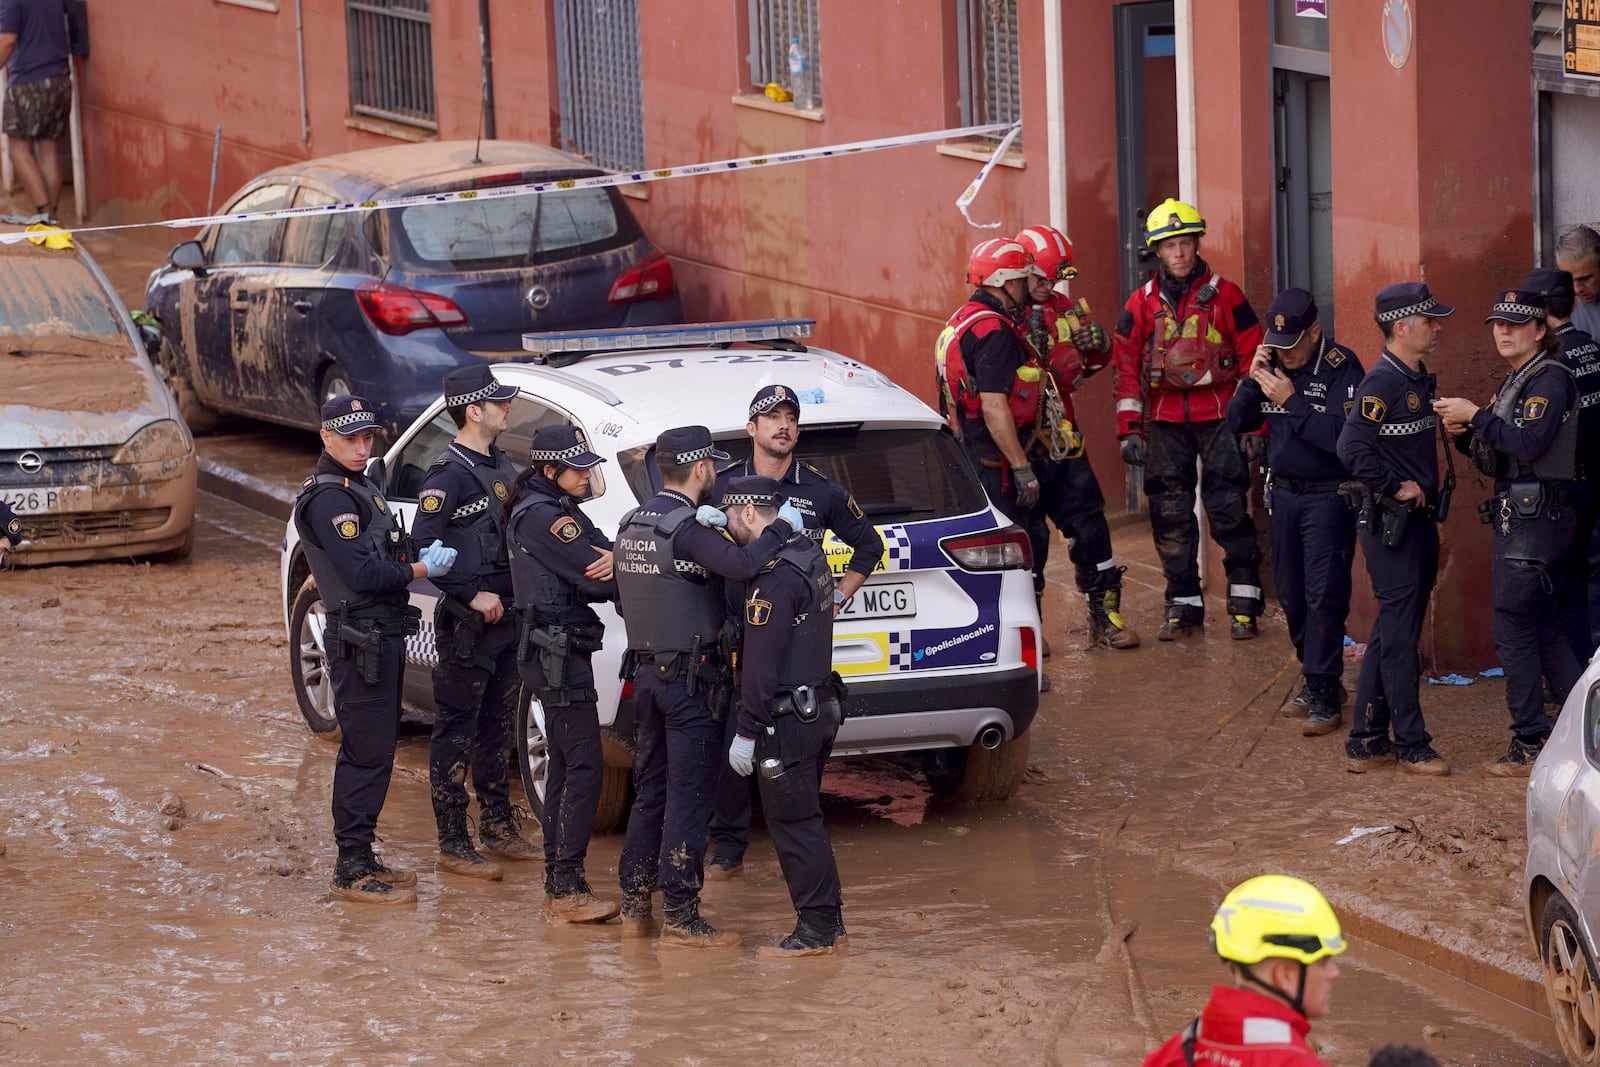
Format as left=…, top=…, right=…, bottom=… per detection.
left=0, top=354, right=172, bottom=449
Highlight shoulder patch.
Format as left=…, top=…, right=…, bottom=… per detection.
left=746, top=598, right=773, bottom=626
left=1523, top=396, right=1549, bottom=421
left=493, top=480, right=508, bottom=501
left=1323, top=350, right=1345, bottom=368
left=372, top=495, right=386, bottom=512
left=1361, top=396, right=1388, bottom=422
left=6, top=518, right=20, bottom=536
left=550, top=516, right=581, bottom=543
left=1343, top=400, right=1354, bottom=418
left=331, top=512, right=360, bottom=540
left=1405, top=391, right=1420, bottom=412
left=419, top=488, right=446, bottom=513
left=846, top=494, right=864, bottom=520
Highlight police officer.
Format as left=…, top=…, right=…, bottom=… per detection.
left=1525, top=268, right=1600, bottom=662
left=412, top=366, right=537, bottom=881
left=613, top=425, right=802, bottom=947
left=503, top=424, right=621, bottom=922
left=1335, top=283, right=1453, bottom=777
left=1435, top=289, right=1581, bottom=776
left=292, top=395, right=457, bottom=904
left=1112, top=198, right=1266, bottom=639
left=0, top=499, right=21, bottom=565
left=704, top=384, right=883, bottom=880
left=721, top=475, right=847, bottom=957
left=1226, top=288, right=1364, bottom=736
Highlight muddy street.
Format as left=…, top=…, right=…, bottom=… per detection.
left=0, top=492, right=1569, bottom=1064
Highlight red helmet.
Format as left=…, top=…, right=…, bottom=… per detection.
left=965, top=238, right=1045, bottom=288
left=1016, top=225, right=1077, bottom=282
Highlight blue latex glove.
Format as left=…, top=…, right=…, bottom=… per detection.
left=695, top=504, right=727, bottom=528
left=728, top=735, right=756, bottom=777
left=777, top=500, right=805, bottom=532
left=419, top=539, right=457, bottom=578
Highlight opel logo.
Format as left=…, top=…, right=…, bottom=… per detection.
left=525, top=286, right=552, bottom=311
left=17, top=451, right=42, bottom=474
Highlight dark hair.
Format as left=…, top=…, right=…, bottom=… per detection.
left=446, top=403, right=471, bottom=430
left=657, top=456, right=694, bottom=485
left=1378, top=319, right=1399, bottom=341
left=1546, top=290, right=1576, bottom=319
left=499, top=465, right=538, bottom=530
left=1539, top=321, right=1562, bottom=358
left=1366, top=1046, right=1441, bottom=1067
left=1556, top=224, right=1600, bottom=267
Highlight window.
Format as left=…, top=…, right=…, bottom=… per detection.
left=746, top=0, right=821, bottom=105
left=282, top=188, right=351, bottom=268
left=209, top=184, right=292, bottom=265
left=1585, top=683, right=1600, bottom=767
left=385, top=187, right=638, bottom=271
left=346, top=0, right=436, bottom=131
left=0, top=258, right=125, bottom=337
left=390, top=399, right=601, bottom=501
left=554, top=0, right=646, bottom=172
left=957, top=0, right=1021, bottom=144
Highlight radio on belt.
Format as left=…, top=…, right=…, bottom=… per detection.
left=522, top=318, right=815, bottom=365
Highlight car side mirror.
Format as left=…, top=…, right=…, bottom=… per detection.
left=366, top=456, right=388, bottom=495
left=170, top=240, right=207, bottom=275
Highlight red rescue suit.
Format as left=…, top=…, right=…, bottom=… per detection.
left=1142, top=986, right=1328, bottom=1067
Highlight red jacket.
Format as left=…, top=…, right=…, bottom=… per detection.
left=1142, top=986, right=1328, bottom=1067
left=1112, top=266, right=1262, bottom=437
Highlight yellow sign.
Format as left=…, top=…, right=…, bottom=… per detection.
left=821, top=528, right=889, bottom=577
left=1567, top=0, right=1600, bottom=80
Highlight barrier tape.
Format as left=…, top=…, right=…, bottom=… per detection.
left=954, top=122, right=1023, bottom=230
left=0, top=121, right=1021, bottom=245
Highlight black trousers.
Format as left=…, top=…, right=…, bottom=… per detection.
left=1270, top=486, right=1356, bottom=685
left=617, top=665, right=720, bottom=910
left=1348, top=521, right=1438, bottom=759
left=977, top=449, right=1119, bottom=597
left=1494, top=509, right=1581, bottom=745
left=708, top=709, right=757, bottom=864
left=756, top=706, right=843, bottom=919
left=1144, top=418, right=1263, bottom=615
left=518, top=652, right=602, bottom=879
left=1554, top=481, right=1599, bottom=664
left=428, top=613, right=519, bottom=822
left=329, top=631, right=406, bottom=850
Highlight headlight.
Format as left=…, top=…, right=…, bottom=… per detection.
left=112, top=419, right=193, bottom=464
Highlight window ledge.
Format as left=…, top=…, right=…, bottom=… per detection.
left=344, top=115, right=437, bottom=144
left=936, top=139, right=1025, bottom=169
left=216, top=0, right=278, bottom=10
left=731, top=93, right=826, bottom=122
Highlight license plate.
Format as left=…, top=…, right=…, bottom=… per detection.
left=839, top=581, right=917, bottom=620
left=0, top=485, right=92, bottom=514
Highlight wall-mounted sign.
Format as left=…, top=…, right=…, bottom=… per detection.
left=1296, top=0, right=1328, bottom=18
left=1567, top=0, right=1600, bottom=81
left=1381, top=0, right=1412, bottom=70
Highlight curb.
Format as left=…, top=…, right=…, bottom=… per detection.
left=197, top=456, right=294, bottom=523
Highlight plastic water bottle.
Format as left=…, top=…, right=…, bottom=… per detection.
left=787, top=36, right=815, bottom=109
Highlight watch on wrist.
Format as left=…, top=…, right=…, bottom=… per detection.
left=832, top=589, right=846, bottom=606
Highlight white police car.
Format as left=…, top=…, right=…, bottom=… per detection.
left=280, top=320, right=1041, bottom=830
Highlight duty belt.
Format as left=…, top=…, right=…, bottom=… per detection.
left=1273, top=475, right=1346, bottom=494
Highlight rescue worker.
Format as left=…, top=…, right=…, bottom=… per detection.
left=1226, top=289, right=1364, bottom=736
left=1112, top=198, right=1266, bottom=640
left=1335, top=283, right=1454, bottom=777
left=1435, top=289, right=1581, bottom=776
left=292, top=395, right=456, bottom=904
left=705, top=384, right=883, bottom=880
left=613, top=425, right=802, bottom=947
left=1525, top=268, right=1600, bottom=662
left=412, top=366, right=538, bottom=882
left=0, top=498, right=20, bottom=565
left=721, top=475, right=848, bottom=957
left=1014, top=223, right=1140, bottom=649
left=1142, top=874, right=1345, bottom=1067
left=503, top=424, right=620, bottom=922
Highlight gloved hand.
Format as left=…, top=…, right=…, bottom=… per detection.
left=420, top=539, right=457, bottom=578
left=1011, top=464, right=1041, bottom=509
left=1119, top=434, right=1145, bottom=467
left=1071, top=321, right=1110, bottom=354
left=695, top=504, right=727, bottom=528
left=728, top=735, right=756, bottom=777
left=1239, top=434, right=1266, bottom=465
left=777, top=500, right=805, bottom=532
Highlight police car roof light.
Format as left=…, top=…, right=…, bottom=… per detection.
left=522, top=319, right=816, bottom=362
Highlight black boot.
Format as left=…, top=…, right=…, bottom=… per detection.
left=362, top=843, right=416, bottom=888
left=660, top=899, right=741, bottom=949
left=1087, top=579, right=1140, bottom=649
left=545, top=869, right=621, bottom=923
left=1157, top=603, right=1203, bottom=641
left=478, top=803, right=540, bottom=862
left=331, top=846, right=417, bottom=905
left=1301, top=683, right=1343, bottom=737
left=620, top=889, right=657, bottom=938
left=757, top=908, right=843, bottom=958
left=436, top=810, right=504, bottom=881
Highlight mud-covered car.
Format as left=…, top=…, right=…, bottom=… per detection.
left=279, top=320, right=1042, bottom=831
left=0, top=229, right=197, bottom=564
left=1525, top=658, right=1600, bottom=1066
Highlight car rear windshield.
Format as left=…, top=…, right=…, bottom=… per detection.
left=618, top=425, right=989, bottom=523
left=386, top=186, right=642, bottom=271
left=0, top=256, right=125, bottom=337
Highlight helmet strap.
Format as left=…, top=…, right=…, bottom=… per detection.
left=1237, top=960, right=1308, bottom=1018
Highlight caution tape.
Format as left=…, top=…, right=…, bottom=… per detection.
left=955, top=122, right=1023, bottom=230
left=0, top=121, right=1020, bottom=246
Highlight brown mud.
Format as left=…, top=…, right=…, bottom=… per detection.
left=1, top=337, right=151, bottom=414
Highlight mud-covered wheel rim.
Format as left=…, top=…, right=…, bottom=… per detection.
left=321, top=366, right=354, bottom=405
left=1545, top=905, right=1600, bottom=1062
left=296, top=600, right=336, bottom=729
left=517, top=692, right=550, bottom=818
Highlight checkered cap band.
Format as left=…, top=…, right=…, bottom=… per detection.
left=1375, top=296, right=1438, bottom=323
left=668, top=444, right=716, bottom=464
left=1490, top=301, right=1546, bottom=321
left=529, top=442, right=593, bottom=463
left=445, top=382, right=502, bottom=408
left=322, top=410, right=378, bottom=432
left=721, top=490, right=781, bottom=508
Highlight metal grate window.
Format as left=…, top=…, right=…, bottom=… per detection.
left=554, top=0, right=646, bottom=172
left=346, top=0, right=436, bottom=130
left=957, top=0, right=1022, bottom=144
left=746, top=0, right=821, bottom=104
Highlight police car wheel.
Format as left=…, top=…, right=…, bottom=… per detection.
left=1539, top=893, right=1600, bottom=1065
left=514, top=691, right=633, bottom=833
left=288, top=576, right=342, bottom=741
left=924, top=732, right=1031, bottom=805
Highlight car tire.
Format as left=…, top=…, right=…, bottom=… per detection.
left=925, top=731, right=1031, bottom=805
left=154, top=334, right=220, bottom=437
left=515, top=691, right=631, bottom=834
left=288, top=576, right=342, bottom=741
left=1540, top=892, right=1600, bottom=1066
left=320, top=363, right=355, bottom=407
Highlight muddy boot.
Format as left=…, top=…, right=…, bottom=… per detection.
left=1484, top=738, right=1543, bottom=778
left=363, top=844, right=416, bottom=888
left=1156, top=604, right=1202, bottom=641
left=478, top=804, right=540, bottom=862
left=1087, top=586, right=1140, bottom=649
left=331, top=847, right=418, bottom=906
left=660, top=899, right=742, bottom=949
left=620, top=890, right=658, bottom=938
left=546, top=872, right=622, bottom=924
left=436, top=812, right=504, bottom=881
left=704, top=854, right=743, bottom=882
left=757, top=908, right=844, bottom=958
left=1301, top=684, right=1343, bottom=737
left=1229, top=614, right=1259, bottom=640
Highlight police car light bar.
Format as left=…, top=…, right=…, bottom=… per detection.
left=522, top=319, right=815, bottom=360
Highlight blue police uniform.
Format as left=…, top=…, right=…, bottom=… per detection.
left=1335, top=283, right=1454, bottom=772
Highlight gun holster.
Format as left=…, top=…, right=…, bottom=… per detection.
left=1377, top=495, right=1416, bottom=548
left=437, top=597, right=497, bottom=673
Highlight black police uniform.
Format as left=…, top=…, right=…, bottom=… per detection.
left=1227, top=300, right=1365, bottom=715
left=0, top=499, right=21, bottom=552
left=1555, top=320, right=1600, bottom=658
left=1336, top=288, right=1452, bottom=767
left=613, top=429, right=796, bottom=926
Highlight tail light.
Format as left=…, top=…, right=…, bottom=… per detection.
left=939, top=525, right=1033, bottom=572
left=608, top=250, right=676, bottom=303
left=356, top=282, right=468, bottom=336
left=620, top=679, right=635, bottom=701
left=1019, top=626, right=1038, bottom=676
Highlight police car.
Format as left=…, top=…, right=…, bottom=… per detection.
left=280, top=320, right=1041, bottom=830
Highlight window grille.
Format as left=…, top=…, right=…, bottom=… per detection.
left=554, top=0, right=646, bottom=172
left=746, top=0, right=821, bottom=104
left=346, top=0, right=436, bottom=130
left=957, top=0, right=1021, bottom=144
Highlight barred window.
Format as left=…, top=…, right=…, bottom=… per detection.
left=957, top=0, right=1022, bottom=144
left=554, top=0, right=646, bottom=172
left=346, top=0, right=436, bottom=130
left=746, top=0, right=821, bottom=105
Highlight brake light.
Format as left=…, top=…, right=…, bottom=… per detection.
left=939, top=525, right=1033, bottom=572
left=1019, top=626, right=1038, bottom=675
left=620, top=679, right=634, bottom=701
left=356, top=282, right=468, bottom=336
left=608, top=250, right=676, bottom=303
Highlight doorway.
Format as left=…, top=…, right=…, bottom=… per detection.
left=1274, top=70, right=1334, bottom=331
left=1114, top=2, right=1179, bottom=300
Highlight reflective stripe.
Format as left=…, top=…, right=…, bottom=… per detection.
left=1229, top=584, right=1263, bottom=600
left=452, top=497, right=490, bottom=520
left=1241, top=1017, right=1293, bottom=1045
left=1172, top=595, right=1204, bottom=607
left=1095, top=558, right=1117, bottom=571
left=1582, top=393, right=1600, bottom=409
left=1117, top=398, right=1145, bottom=413
left=1378, top=415, right=1436, bottom=436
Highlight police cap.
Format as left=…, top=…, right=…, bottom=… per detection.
left=721, top=475, right=786, bottom=510
left=320, top=395, right=381, bottom=436
left=749, top=384, right=801, bottom=421
left=1374, top=282, right=1455, bottom=324
left=528, top=424, right=605, bottom=469
left=443, top=365, right=519, bottom=408
left=656, top=425, right=730, bottom=466
left=1523, top=268, right=1575, bottom=298
left=1485, top=288, right=1547, bottom=325
left=1262, top=287, right=1318, bottom=349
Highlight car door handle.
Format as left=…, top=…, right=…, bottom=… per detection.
left=291, top=299, right=314, bottom=314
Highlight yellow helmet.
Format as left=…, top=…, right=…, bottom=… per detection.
left=1144, top=197, right=1206, bottom=248
left=1209, top=875, right=1346, bottom=966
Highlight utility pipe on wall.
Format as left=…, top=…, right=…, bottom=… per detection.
left=295, top=0, right=309, bottom=143
left=1174, top=0, right=1197, bottom=202
left=478, top=0, right=496, bottom=140
left=1043, top=0, right=1066, bottom=233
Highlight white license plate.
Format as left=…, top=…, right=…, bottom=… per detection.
left=840, top=581, right=917, bottom=620
left=0, top=485, right=92, bottom=514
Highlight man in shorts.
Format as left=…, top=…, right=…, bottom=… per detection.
left=0, top=0, right=71, bottom=221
